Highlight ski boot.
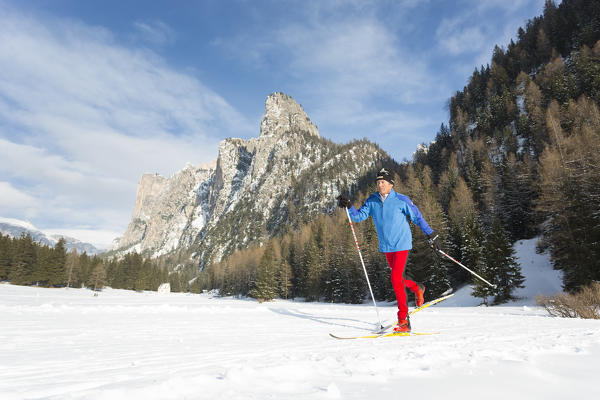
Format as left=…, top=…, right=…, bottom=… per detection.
left=415, top=283, right=425, bottom=307
left=393, top=316, right=411, bottom=333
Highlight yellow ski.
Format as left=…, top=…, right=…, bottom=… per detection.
left=329, top=331, right=439, bottom=340
left=329, top=292, right=454, bottom=340
left=375, top=293, right=455, bottom=334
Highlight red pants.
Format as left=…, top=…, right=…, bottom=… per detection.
left=386, top=250, right=419, bottom=321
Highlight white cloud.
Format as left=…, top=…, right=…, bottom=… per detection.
left=215, top=9, right=448, bottom=155
left=0, top=4, right=251, bottom=236
left=436, top=0, right=545, bottom=58
left=255, top=17, right=442, bottom=102
left=436, top=18, right=487, bottom=56
left=475, top=0, right=542, bottom=14
left=132, top=20, right=176, bottom=46
left=434, top=0, right=545, bottom=85
left=0, top=181, right=38, bottom=210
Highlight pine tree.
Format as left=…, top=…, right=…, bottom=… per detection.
left=47, top=238, right=66, bottom=287
left=0, top=234, right=12, bottom=280
left=485, top=219, right=525, bottom=304
left=65, top=249, right=80, bottom=288
left=447, top=177, right=477, bottom=284
left=148, top=263, right=164, bottom=291
left=132, top=256, right=148, bottom=291
left=78, top=253, right=92, bottom=288
left=275, top=240, right=292, bottom=299
left=276, top=259, right=293, bottom=299
left=90, top=261, right=106, bottom=292
left=189, top=276, right=203, bottom=294
left=104, top=258, right=121, bottom=289
left=303, top=233, right=322, bottom=301
left=538, top=97, right=600, bottom=291
left=322, top=242, right=344, bottom=303
left=425, top=123, right=453, bottom=185
left=250, top=243, right=277, bottom=301
left=169, top=273, right=183, bottom=293
left=344, top=256, right=367, bottom=304
left=32, top=244, right=51, bottom=286
left=9, top=234, right=36, bottom=285
left=461, top=213, right=490, bottom=304
left=571, top=43, right=600, bottom=104
left=289, top=233, right=307, bottom=298
left=524, top=80, right=547, bottom=158
left=499, top=153, right=537, bottom=240
left=124, top=252, right=144, bottom=290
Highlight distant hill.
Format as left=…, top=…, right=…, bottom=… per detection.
left=0, top=217, right=102, bottom=255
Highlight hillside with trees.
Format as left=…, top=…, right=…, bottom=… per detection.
left=199, top=0, right=600, bottom=304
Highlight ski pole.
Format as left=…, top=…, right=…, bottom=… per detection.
left=436, top=249, right=497, bottom=289
left=344, top=207, right=384, bottom=330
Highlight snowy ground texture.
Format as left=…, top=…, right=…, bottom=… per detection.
left=2, top=239, right=600, bottom=400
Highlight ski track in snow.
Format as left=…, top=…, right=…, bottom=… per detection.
left=1, top=284, right=600, bottom=400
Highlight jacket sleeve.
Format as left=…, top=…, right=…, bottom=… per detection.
left=348, top=201, right=371, bottom=223
left=399, top=195, right=434, bottom=236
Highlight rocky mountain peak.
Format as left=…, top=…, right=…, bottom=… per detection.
left=260, top=92, right=319, bottom=138
left=113, top=92, right=388, bottom=265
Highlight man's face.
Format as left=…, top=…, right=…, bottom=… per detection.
left=376, top=179, right=393, bottom=195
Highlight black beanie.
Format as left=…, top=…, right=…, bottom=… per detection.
left=376, top=168, right=394, bottom=185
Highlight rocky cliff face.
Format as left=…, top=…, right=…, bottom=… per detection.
left=113, top=92, right=389, bottom=266
left=114, top=163, right=214, bottom=258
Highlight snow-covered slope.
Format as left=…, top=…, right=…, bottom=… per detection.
left=444, top=238, right=564, bottom=307
left=2, top=237, right=592, bottom=399
left=0, top=217, right=102, bottom=254
left=1, top=284, right=599, bottom=400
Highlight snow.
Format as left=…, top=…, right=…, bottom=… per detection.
left=1, top=285, right=599, bottom=400
left=516, top=94, right=526, bottom=116
left=2, top=238, right=599, bottom=399
left=444, top=238, right=564, bottom=307
left=0, top=217, right=38, bottom=231
left=512, top=238, right=564, bottom=301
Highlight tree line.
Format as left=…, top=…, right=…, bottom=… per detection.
left=0, top=233, right=190, bottom=292
left=197, top=161, right=523, bottom=306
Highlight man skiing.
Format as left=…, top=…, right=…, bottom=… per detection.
left=337, top=168, right=440, bottom=333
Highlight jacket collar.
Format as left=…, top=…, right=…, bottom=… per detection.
left=377, top=188, right=395, bottom=203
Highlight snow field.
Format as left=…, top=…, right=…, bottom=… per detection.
left=1, top=283, right=600, bottom=400
left=0, top=238, right=595, bottom=399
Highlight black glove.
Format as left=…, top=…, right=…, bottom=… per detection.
left=427, top=234, right=441, bottom=252
left=336, top=195, right=352, bottom=209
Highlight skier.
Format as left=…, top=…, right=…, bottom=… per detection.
left=337, top=168, right=440, bottom=333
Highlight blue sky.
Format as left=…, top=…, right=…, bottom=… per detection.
left=0, top=0, right=546, bottom=248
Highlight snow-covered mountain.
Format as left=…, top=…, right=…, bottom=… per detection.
left=113, top=93, right=390, bottom=265
left=0, top=217, right=102, bottom=255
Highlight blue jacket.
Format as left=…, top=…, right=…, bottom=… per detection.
left=348, top=189, right=433, bottom=253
